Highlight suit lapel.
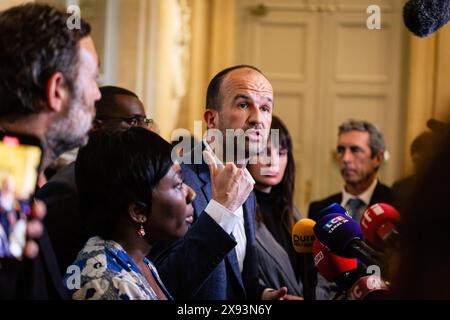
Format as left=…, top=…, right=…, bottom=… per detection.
left=195, top=163, right=212, bottom=218
left=369, top=181, right=384, bottom=205
left=226, top=236, right=245, bottom=294
left=190, top=142, right=249, bottom=297
left=240, top=194, right=256, bottom=295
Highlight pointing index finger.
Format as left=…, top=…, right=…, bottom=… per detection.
left=203, top=150, right=218, bottom=174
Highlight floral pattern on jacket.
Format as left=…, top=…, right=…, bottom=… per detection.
left=64, top=236, right=172, bottom=300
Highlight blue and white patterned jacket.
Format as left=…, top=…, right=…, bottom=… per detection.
left=64, top=236, right=173, bottom=300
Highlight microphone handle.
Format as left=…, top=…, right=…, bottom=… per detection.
left=302, top=253, right=317, bottom=300
left=334, top=268, right=364, bottom=293
left=348, top=239, right=386, bottom=272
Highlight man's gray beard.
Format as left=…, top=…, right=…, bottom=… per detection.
left=46, top=93, right=93, bottom=158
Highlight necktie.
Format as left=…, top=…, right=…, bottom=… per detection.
left=347, top=198, right=365, bottom=222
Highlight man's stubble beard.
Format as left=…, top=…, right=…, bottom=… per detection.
left=46, top=88, right=94, bottom=159
left=217, top=127, right=266, bottom=164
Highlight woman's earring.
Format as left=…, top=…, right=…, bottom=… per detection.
left=137, top=224, right=146, bottom=237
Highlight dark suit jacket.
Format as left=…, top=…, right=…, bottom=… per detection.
left=308, top=181, right=394, bottom=222
left=36, top=163, right=88, bottom=275
left=0, top=180, right=70, bottom=300
left=152, top=143, right=260, bottom=300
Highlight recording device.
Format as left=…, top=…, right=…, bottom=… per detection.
left=403, top=0, right=450, bottom=37
left=317, top=203, right=349, bottom=221
left=313, top=213, right=386, bottom=271
left=292, top=218, right=317, bottom=300
left=0, top=132, right=43, bottom=259
left=360, top=203, right=401, bottom=251
left=346, top=275, right=389, bottom=300
left=313, top=239, right=360, bottom=294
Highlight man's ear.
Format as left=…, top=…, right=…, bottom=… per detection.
left=46, top=72, right=69, bottom=113
left=204, top=109, right=219, bottom=129
left=128, top=203, right=147, bottom=224
left=373, top=151, right=384, bottom=169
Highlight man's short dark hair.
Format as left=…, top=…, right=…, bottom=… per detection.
left=99, top=86, right=138, bottom=99
left=206, top=65, right=264, bottom=111
left=95, top=86, right=140, bottom=116
left=0, top=3, right=91, bottom=119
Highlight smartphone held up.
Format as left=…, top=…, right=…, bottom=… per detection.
left=0, top=133, right=42, bottom=259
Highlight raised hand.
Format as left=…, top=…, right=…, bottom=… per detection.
left=203, top=150, right=254, bottom=213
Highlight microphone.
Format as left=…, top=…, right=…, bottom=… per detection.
left=317, top=203, right=350, bottom=221
left=346, top=275, right=389, bottom=300
left=313, top=240, right=390, bottom=299
left=313, top=213, right=386, bottom=271
left=292, top=218, right=317, bottom=300
left=313, top=239, right=361, bottom=295
left=360, top=203, right=401, bottom=251
left=403, top=0, right=450, bottom=37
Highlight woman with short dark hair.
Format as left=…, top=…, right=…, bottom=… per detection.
left=66, top=127, right=195, bottom=300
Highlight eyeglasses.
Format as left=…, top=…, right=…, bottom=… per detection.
left=96, top=115, right=154, bottom=128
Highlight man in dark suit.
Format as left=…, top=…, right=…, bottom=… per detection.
left=308, top=120, right=394, bottom=222
left=152, top=65, right=292, bottom=300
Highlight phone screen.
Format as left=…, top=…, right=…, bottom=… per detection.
left=0, top=133, right=42, bottom=259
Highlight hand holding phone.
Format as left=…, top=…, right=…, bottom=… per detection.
left=0, top=133, right=43, bottom=259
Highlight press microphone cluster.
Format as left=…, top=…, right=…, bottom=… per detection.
left=296, top=203, right=399, bottom=299
left=403, top=0, right=450, bottom=37
left=313, top=212, right=387, bottom=270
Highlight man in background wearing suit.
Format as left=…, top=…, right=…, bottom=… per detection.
left=308, top=120, right=394, bottom=222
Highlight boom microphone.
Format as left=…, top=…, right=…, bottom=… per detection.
left=360, top=203, right=401, bottom=251
left=292, top=219, right=317, bottom=300
left=313, top=213, right=386, bottom=270
left=403, top=0, right=450, bottom=37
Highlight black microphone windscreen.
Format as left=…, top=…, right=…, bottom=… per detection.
left=403, top=0, right=450, bottom=37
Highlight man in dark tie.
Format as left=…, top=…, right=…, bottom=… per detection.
left=308, top=120, right=394, bottom=222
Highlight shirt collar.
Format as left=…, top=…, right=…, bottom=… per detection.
left=203, top=139, right=255, bottom=185
left=341, top=178, right=378, bottom=206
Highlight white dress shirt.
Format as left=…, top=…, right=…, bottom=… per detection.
left=202, top=140, right=255, bottom=272
left=341, top=178, right=378, bottom=218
